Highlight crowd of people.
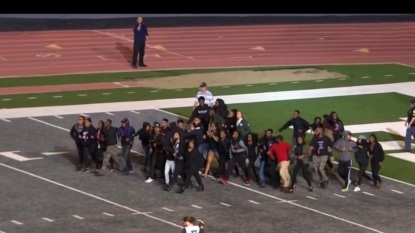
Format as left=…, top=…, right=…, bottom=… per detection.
left=69, top=96, right=385, bottom=194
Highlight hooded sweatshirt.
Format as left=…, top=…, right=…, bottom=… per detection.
left=334, top=131, right=357, bottom=161
left=355, top=138, right=369, bottom=164
left=230, top=136, right=247, bottom=158
left=279, top=117, right=310, bottom=137
left=215, top=98, right=228, bottom=119
left=185, top=123, right=207, bottom=146
left=137, top=122, right=151, bottom=145
left=70, top=124, right=84, bottom=144
left=80, top=125, right=97, bottom=147
left=117, top=119, right=135, bottom=146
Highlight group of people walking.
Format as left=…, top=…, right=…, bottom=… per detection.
left=68, top=97, right=385, bottom=194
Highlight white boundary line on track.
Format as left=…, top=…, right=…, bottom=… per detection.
left=19, top=117, right=384, bottom=233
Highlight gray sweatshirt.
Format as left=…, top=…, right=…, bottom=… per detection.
left=334, top=131, right=357, bottom=161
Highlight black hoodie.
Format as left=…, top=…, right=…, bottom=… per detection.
left=184, top=147, right=204, bottom=170
left=70, top=123, right=84, bottom=144
left=166, top=138, right=186, bottom=161
left=80, top=125, right=97, bottom=147
left=355, top=139, right=369, bottom=164
left=137, top=122, right=151, bottom=145
left=185, top=123, right=207, bottom=146
left=215, top=98, right=228, bottom=119
left=225, top=109, right=237, bottom=135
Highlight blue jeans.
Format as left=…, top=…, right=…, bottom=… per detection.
left=198, top=143, right=208, bottom=160
left=405, top=127, right=415, bottom=151
left=121, top=144, right=133, bottom=171
left=259, top=161, right=266, bottom=186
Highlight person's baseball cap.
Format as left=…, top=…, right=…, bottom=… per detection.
left=411, top=99, right=415, bottom=104
left=121, top=118, right=128, bottom=123
left=199, top=82, right=207, bottom=87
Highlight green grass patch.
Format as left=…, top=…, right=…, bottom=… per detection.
left=163, top=93, right=415, bottom=184
left=2, top=64, right=415, bottom=108
left=1, top=63, right=414, bottom=88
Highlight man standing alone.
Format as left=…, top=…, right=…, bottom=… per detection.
left=132, top=16, right=148, bottom=68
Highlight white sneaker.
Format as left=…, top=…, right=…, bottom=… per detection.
left=354, top=186, right=361, bottom=192
left=145, top=178, right=153, bottom=183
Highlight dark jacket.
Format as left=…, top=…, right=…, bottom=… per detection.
left=150, top=133, right=163, bottom=155
left=184, top=148, right=204, bottom=170
left=96, top=127, right=106, bottom=150
left=355, top=139, right=369, bottom=164
left=225, top=116, right=237, bottom=135
left=332, top=119, right=345, bottom=142
left=133, top=23, right=148, bottom=42
left=80, top=125, right=97, bottom=147
left=166, top=139, right=186, bottom=160
left=369, top=142, right=385, bottom=163
left=188, top=104, right=210, bottom=124
left=259, top=136, right=274, bottom=161
left=230, top=137, right=247, bottom=157
left=70, top=124, right=84, bottom=144
left=215, top=98, right=228, bottom=119
left=118, top=119, right=135, bottom=145
left=102, top=126, right=118, bottom=146
left=279, top=117, right=310, bottom=137
left=137, top=122, right=151, bottom=145
left=236, top=118, right=252, bottom=137
left=185, top=123, right=207, bottom=146
left=218, top=135, right=231, bottom=159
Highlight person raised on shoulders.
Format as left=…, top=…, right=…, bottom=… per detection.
left=194, top=82, right=214, bottom=109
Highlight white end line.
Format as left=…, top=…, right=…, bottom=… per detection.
left=0, top=163, right=182, bottom=229
left=248, top=200, right=260, bottom=204
left=162, top=207, right=174, bottom=212
left=102, top=212, right=114, bottom=217
left=220, top=202, right=231, bottom=207
left=391, top=189, right=403, bottom=194
left=11, top=220, right=22, bottom=225
left=73, top=215, right=84, bottom=219
left=191, top=205, right=203, bottom=209
left=42, top=217, right=54, bottom=222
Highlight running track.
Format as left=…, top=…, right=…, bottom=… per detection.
left=1, top=21, right=415, bottom=78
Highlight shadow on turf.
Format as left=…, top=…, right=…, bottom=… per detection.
left=115, top=42, right=132, bottom=65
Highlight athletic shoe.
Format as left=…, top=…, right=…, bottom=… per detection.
left=308, top=186, right=313, bottom=192
left=354, top=186, right=361, bottom=192
left=129, top=170, right=134, bottom=174
left=220, top=178, right=228, bottom=185
left=145, top=178, right=154, bottom=183
left=244, top=179, right=251, bottom=186
left=341, top=187, right=349, bottom=192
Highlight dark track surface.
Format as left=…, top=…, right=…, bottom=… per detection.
left=0, top=109, right=414, bottom=233
left=0, top=15, right=415, bottom=32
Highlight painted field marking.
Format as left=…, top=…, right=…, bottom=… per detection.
left=28, top=118, right=65, bottom=129
left=220, top=202, right=231, bottom=207
left=130, top=110, right=140, bottom=114
left=361, top=76, right=369, bottom=78
left=315, top=80, right=323, bottom=82
left=28, top=97, right=37, bottom=99
left=53, top=96, right=62, bottom=98
left=97, top=55, right=107, bottom=61
left=73, top=215, right=84, bottom=219
left=268, top=83, right=276, bottom=85
left=222, top=86, right=230, bottom=88
left=103, top=93, right=111, bottom=95
left=277, top=200, right=298, bottom=203
left=105, top=112, right=114, bottom=115
left=0, top=230, right=6, bottom=233
left=292, top=81, right=299, bottom=84
left=334, top=194, right=346, bottom=198
left=42, top=218, right=54, bottom=222
left=36, top=53, right=61, bottom=58
left=162, top=207, right=174, bottom=212
left=245, top=84, right=253, bottom=86
left=174, top=89, right=182, bottom=91
left=102, top=212, right=114, bottom=217
left=306, top=196, right=317, bottom=200
left=338, top=78, right=347, bottom=80
left=127, top=91, right=135, bottom=94
left=191, top=205, right=203, bottom=209
left=80, top=113, right=89, bottom=117
left=410, top=72, right=415, bottom=75
left=248, top=200, right=260, bottom=204
left=11, top=220, right=22, bottom=225
left=385, top=74, right=393, bottom=76
left=113, top=82, right=129, bottom=88
left=0, top=56, right=6, bottom=60
left=150, top=90, right=159, bottom=92
left=0, top=118, right=10, bottom=122
left=132, top=212, right=153, bottom=215
left=363, top=192, right=375, bottom=196
left=2, top=98, right=11, bottom=101
left=54, top=115, right=63, bottom=119
left=391, top=189, right=403, bottom=194
left=78, top=94, right=86, bottom=97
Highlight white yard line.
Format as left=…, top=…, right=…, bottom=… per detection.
left=191, top=205, right=203, bottom=209
left=162, top=207, right=174, bottom=212
left=10, top=220, right=22, bottom=225
left=73, top=215, right=84, bottom=219
left=42, top=218, right=54, bottom=222
left=220, top=202, right=231, bottom=207
left=334, top=194, right=346, bottom=198
left=102, top=212, right=114, bottom=217
left=306, top=196, right=317, bottom=200
left=391, top=189, right=403, bottom=194
left=248, top=200, right=260, bottom=204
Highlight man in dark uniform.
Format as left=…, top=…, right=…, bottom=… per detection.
left=405, top=99, right=415, bottom=152
left=132, top=16, right=148, bottom=68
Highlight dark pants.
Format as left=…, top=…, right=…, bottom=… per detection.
left=217, top=154, right=227, bottom=178
left=75, top=143, right=84, bottom=166
left=338, top=160, right=352, bottom=188
left=184, top=168, right=202, bottom=188
left=132, top=41, right=145, bottom=65
left=357, top=162, right=372, bottom=185
left=142, top=144, right=151, bottom=169
left=269, top=159, right=280, bottom=187
left=96, top=148, right=105, bottom=169
left=81, top=146, right=91, bottom=169
left=149, top=153, right=158, bottom=179
left=248, top=156, right=259, bottom=182
left=169, top=160, right=184, bottom=186
left=225, top=155, right=248, bottom=180
left=292, top=159, right=312, bottom=187
left=121, top=144, right=133, bottom=171
left=371, top=161, right=382, bottom=186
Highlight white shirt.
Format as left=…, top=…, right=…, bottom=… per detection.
left=195, top=90, right=214, bottom=107
left=182, top=225, right=200, bottom=233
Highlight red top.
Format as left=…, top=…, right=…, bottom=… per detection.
left=269, top=142, right=291, bottom=162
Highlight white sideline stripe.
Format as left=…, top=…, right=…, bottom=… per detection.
left=11, top=220, right=22, bottom=225
left=73, top=215, right=84, bottom=219
left=0, top=163, right=182, bottom=229
left=42, top=218, right=54, bottom=222
left=26, top=115, right=383, bottom=233
left=2, top=81, right=415, bottom=119
left=162, top=207, right=174, bottom=212
left=155, top=109, right=415, bottom=189
left=249, top=200, right=260, bottom=204
left=391, top=189, right=403, bottom=194
left=220, top=202, right=231, bottom=207
left=191, top=205, right=203, bottom=209
left=102, top=212, right=114, bottom=217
